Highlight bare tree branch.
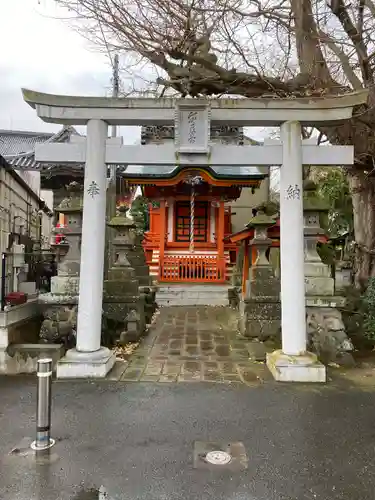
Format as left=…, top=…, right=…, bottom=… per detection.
left=318, top=29, right=363, bottom=89
left=51, top=0, right=372, bottom=153
left=328, top=0, right=372, bottom=83
left=365, top=0, right=375, bottom=17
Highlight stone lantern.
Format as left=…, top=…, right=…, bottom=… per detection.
left=249, top=210, right=275, bottom=270
left=303, top=180, right=354, bottom=365
left=303, top=180, right=334, bottom=296
left=103, top=215, right=146, bottom=343
left=109, top=216, right=136, bottom=270
left=53, top=182, right=83, bottom=278
left=239, top=210, right=281, bottom=340
left=303, top=180, right=329, bottom=261
left=112, top=209, right=156, bottom=319
left=38, top=182, right=83, bottom=347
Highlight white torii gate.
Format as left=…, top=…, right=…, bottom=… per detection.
left=22, top=88, right=368, bottom=381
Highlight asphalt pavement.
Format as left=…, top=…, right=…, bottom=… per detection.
left=0, top=376, right=374, bottom=500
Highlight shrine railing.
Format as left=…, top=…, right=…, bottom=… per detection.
left=160, top=255, right=226, bottom=283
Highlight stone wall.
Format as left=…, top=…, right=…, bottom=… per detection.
left=0, top=299, right=49, bottom=374
left=306, top=300, right=354, bottom=365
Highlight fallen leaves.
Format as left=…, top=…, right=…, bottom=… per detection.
left=112, top=343, right=139, bottom=360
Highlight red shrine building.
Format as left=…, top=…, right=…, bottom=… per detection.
left=123, top=126, right=269, bottom=284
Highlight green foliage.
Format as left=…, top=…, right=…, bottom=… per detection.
left=130, top=196, right=149, bottom=232
left=313, top=167, right=353, bottom=237
left=256, top=200, right=279, bottom=215
left=363, top=277, right=375, bottom=340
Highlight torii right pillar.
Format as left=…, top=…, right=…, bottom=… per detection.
left=267, top=121, right=326, bottom=382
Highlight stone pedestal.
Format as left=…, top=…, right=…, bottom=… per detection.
left=239, top=211, right=281, bottom=340
left=102, top=216, right=146, bottom=343
left=303, top=181, right=353, bottom=365
left=39, top=182, right=83, bottom=347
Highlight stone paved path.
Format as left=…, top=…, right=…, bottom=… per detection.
left=118, top=306, right=273, bottom=384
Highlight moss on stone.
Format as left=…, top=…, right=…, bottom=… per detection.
left=247, top=211, right=276, bottom=227
left=107, top=216, right=136, bottom=228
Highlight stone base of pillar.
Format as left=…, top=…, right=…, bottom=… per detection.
left=56, top=347, right=115, bottom=378
left=266, top=350, right=326, bottom=383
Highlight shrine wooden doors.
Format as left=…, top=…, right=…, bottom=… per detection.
left=175, top=201, right=209, bottom=243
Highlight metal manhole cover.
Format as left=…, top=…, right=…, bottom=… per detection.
left=205, top=450, right=232, bottom=465
left=194, top=441, right=247, bottom=470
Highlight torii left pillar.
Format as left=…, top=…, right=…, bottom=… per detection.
left=57, top=119, right=116, bottom=378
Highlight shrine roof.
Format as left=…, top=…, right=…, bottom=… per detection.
left=225, top=218, right=328, bottom=244
left=123, top=165, right=266, bottom=181
left=225, top=218, right=280, bottom=243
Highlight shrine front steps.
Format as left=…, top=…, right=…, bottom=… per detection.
left=156, top=284, right=231, bottom=307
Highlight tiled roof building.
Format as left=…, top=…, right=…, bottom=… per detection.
left=0, top=129, right=54, bottom=157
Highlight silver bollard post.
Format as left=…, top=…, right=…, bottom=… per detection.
left=31, top=358, right=55, bottom=451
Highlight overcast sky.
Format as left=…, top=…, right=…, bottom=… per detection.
left=1, top=1, right=105, bottom=128
left=0, top=0, right=268, bottom=145
left=0, top=0, right=137, bottom=142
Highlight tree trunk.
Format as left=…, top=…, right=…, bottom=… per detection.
left=348, top=170, right=375, bottom=289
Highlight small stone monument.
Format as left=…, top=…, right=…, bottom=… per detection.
left=131, top=247, right=156, bottom=324
left=128, top=229, right=152, bottom=286
left=102, top=213, right=146, bottom=343
left=333, top=234, right=353, bottom=293
left=303, top=181, right=354, bottom=364
left=335, top=260, right=353, bottom=293
left=38, top=182, right=83, bottom=346
left=125, top=216, right=156, bottom=323
left=238, top=210, right=281, bottom=340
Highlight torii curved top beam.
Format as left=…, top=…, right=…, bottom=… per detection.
left=21, top=88, right=368, bottom=127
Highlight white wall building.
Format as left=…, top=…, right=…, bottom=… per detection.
left=0, top=129, right=55, bottom=252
